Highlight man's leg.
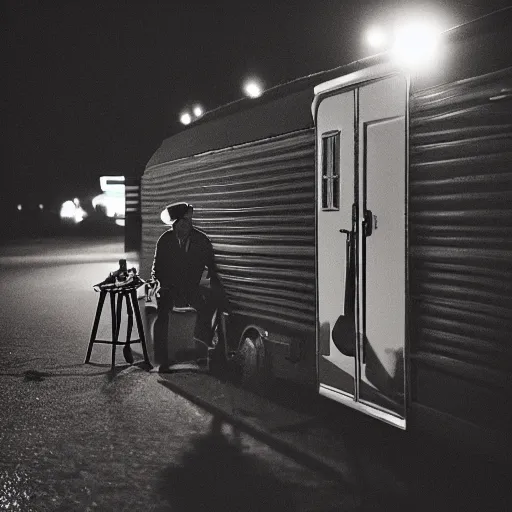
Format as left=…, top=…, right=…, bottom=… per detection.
left=154, top=288, right=173, bottom=368
left=192, top=291, right=217, bottom=347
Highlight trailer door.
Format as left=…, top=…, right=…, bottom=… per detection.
left=316, top=74, right=407, bottom=428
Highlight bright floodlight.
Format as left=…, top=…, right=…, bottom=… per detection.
left=193, top=105, right=204, bottom=117
left=243, top=80, right=263, bottom=98
left=366, top=26, right=388, bottom=49
left=391, top=21, right=441, bottom=68
left=60, top=200, right=87, bottom=223
left=180, top=112, right=192, bottom=125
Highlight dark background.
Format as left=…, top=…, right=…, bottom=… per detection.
left=3, top=0, right=510, bottom=218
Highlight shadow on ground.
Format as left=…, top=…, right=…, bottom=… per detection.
left=155, top=417, right=357, bottom=512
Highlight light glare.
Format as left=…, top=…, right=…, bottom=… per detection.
left=366, top=27, right=388, bottom=49
left=60, top=200, right=87, bottom=223
left=391, top=21, right=441, bottom=68
left=243, top=80, right=263, bottom=98
left=180, top=112, right=192, bottom=125
left=193, top=105, right=203, bottom=117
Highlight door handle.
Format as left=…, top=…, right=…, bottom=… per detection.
left=339, top=228, right=351, bottom=239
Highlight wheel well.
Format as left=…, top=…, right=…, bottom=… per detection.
left=238, top=325, right=268, bottom=351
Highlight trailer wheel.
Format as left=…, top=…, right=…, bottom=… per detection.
left=237, top=329, right=268, bottom=391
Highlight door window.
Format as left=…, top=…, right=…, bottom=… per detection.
left=321, top=131, right=340, bottom=210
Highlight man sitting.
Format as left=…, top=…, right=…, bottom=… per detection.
left=150, top=202, right=226, bottom=372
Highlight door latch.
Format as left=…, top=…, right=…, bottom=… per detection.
left=363, top=209, right=376, bottom=237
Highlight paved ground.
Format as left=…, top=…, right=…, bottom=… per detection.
left=0, top=237, right=358, bottom=511
left=0, top=236, right=510, bottom=511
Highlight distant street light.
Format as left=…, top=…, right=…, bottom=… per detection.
left=180, top=112, right=192, bottom=125
left=180, top=104, right=204, bottom=125
left=243, top=79, right=263, bottom=98
left=17, top=204, right=22, bottom=211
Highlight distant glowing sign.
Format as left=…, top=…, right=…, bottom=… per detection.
left=93, top=176, right=125, bottom=219
left=92, top=194, right=125, bottom=218
left=100, top=176, right=125, bottom=193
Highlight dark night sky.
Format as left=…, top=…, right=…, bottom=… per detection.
left=4, top=0, right=510, bottom=212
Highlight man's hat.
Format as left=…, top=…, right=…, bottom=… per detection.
left=160, top=202, right=193, bottom=225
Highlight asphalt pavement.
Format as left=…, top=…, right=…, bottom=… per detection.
left=0, top=236, right=358, bottom=512
left=0, top=236, right=509, bottom=512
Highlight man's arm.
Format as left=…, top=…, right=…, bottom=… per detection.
left=151, top=231, right=170, bottom=282
left=204, top=238, right=220, bottom=284
left=204, top=237, right=230, bottom=312
left=150, top=240, right=160, bottom=282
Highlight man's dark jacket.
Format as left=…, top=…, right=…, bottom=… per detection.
left=151, top=227, right=221, bottom=294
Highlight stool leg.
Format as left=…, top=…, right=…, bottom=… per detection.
left=123, top=293, right=134, bottom=364
left=130, top=289, right=151, bottom=367
left=125, top=293, right=133, bottom=342
left=115, top=293, right=124, bottom=341
left=111, top=292, right=122, bottom=371
left=85, top=290, right=107, bottom=363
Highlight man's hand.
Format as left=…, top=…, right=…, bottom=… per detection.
left=145, top=279, right=161, bottom=301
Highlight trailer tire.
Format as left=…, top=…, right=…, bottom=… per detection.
left=237, top=329, right=268, bottom=391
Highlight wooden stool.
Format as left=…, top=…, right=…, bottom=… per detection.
left=85, top=285, right=151, bottom=371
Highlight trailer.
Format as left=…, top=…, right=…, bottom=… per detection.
left=140, top=9, right=512, bottom=460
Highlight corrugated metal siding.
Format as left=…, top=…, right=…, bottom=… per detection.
left=141, top=129, right=316, bottom=335
left=409, top=67, right=512, bottom=392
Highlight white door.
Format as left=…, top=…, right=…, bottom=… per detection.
left=316, top=74, right=407, bottom=428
